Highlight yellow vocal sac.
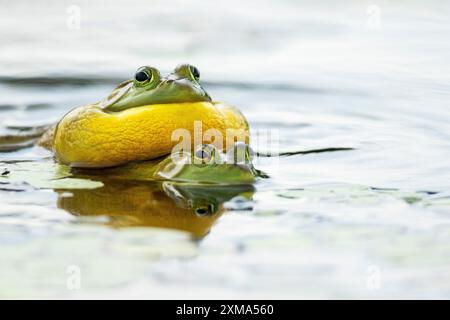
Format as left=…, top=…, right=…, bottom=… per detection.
left=53, top=101, right=249, bottom=168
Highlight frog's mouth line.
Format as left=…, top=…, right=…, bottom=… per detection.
left=101, top=79, right=211, bottom=112
left=98, top=80, right=133, bottom=109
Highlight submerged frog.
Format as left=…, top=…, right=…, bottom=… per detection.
left=73, top=142, right=260, bottom=185
left=39, top=64, right=249, bottom=168
left=1, top=142, right=260, bottom=190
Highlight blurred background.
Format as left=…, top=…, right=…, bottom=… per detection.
left=1, top=0, right=450, bottom=299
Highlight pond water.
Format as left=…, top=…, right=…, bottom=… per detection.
left=1, top=0, right=450, bottom=298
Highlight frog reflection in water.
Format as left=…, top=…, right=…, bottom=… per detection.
left=59, top=182, right=254, bottom=238
left=57, top=143, right=259, bottom=238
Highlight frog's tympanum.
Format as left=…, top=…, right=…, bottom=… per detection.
left=39, top=64, right=249, bottom=168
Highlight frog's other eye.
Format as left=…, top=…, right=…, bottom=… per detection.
left=189, top=65, right=200, bottom=81
left=134, top=66, right=158, bottom=86
left=174, top=63, right=201, bottom=82
left=195, top=149, right=210, bottom=160
left=193, top=144, right=216, bottom=164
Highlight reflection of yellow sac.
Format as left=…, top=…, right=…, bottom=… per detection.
left=57, top=181, right=224, bottom=238
left=53, top=102, right=249, bottom=168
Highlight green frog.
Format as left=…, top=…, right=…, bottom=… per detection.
left=0, top=64, right=249, bottom=168
left=45, top=64, right=249, bottom=168
left=73, top=142, right=260, bottom=185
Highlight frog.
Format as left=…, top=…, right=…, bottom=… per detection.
left=38, top=64, right=249, bottom=168
left=72, top=142, right=261, bottom=185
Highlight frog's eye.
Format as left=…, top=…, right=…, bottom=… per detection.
left=189, top=65, right=200, bottom=81
left=134, top=67, right=156, bottom=86
left=193, top=144, right=216, bottom=164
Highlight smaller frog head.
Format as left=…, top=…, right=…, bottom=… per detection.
left=155, top=142, right=258, bottom=185
left=101, top=64, right=211, bottom=112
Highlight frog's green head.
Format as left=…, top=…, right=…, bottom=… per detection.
left=101, top=64, right=211, bottom=112
left=154, top=143, right=258, bottom=185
